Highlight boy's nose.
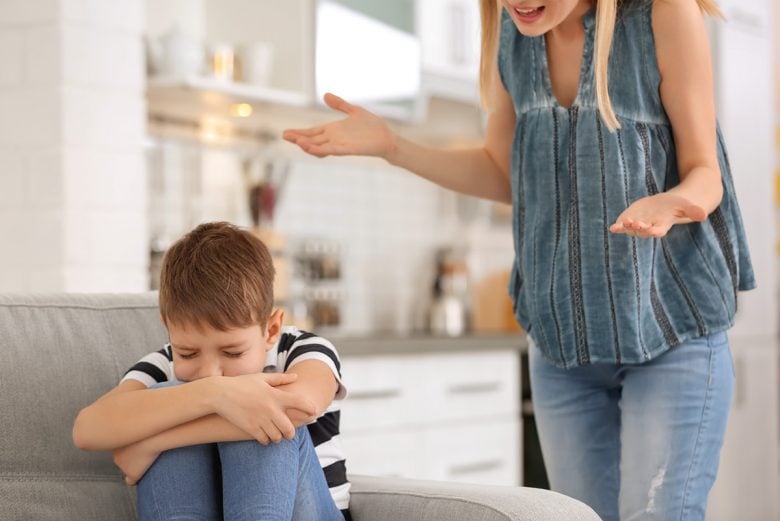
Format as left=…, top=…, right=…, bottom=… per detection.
left=198, top=360, right=223, bottom=378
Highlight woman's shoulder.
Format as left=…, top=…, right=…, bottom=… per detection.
left=620, top=0, right=705, bottom=20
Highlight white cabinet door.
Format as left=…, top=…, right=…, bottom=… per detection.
left=416, top=0, right=481, bottom=102
left=423, top=418, right=520, bottom=486
left=339, top=348, right=522, bottom=485
left=340, top=355, right=424, bottom=432
left=421, top=350, right=520, bottom=423
left=707, top=338, right=779, bottom=521
left=417, top=0, right=480, bottom=77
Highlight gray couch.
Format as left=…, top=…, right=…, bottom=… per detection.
left=0, top=293, right=601, bottom=521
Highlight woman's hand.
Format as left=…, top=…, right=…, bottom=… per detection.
left=283, top=93, right=397, bottom=159
left=610, top=192, right=707, bottom=239
left=113, top=440, right=159, bottom=486
left=210, top=373, right=318, bottom=445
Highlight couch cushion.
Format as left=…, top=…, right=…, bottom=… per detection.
left=0, top=293, right=165, bottom=521
left=349, top=475, right=603, bottom=521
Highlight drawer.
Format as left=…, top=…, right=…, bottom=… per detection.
left=340, top=355, right=424, bottom=432
left=421, top=350, right=519, bottom=422
left=422, top=418, right=520, bottom=486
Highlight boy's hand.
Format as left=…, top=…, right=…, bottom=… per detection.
left=113, top=440, right=159, bottom=486
left=211, top=373, right=318, bottom=445
left=610, top=192, right=706, bottom=239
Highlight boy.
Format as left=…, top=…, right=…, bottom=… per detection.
left=72, top=222, right=350, bottom=521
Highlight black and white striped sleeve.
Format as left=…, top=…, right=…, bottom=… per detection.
left=120, top=345, right=174, bottom=388
left=278, top=329, right=346, bottom=399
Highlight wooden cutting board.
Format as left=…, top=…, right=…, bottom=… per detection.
left=471, top=269, right=522, bottom=333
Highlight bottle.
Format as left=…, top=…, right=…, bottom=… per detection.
left=429, top=252, right=468, bottom=336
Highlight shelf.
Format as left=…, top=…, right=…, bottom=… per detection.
left=146, top=75, right=485, bottom=147
left=148, top=76, right=312, bottom=108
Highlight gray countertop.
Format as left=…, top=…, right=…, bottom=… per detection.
left=329, top=331, right=528, bottom=356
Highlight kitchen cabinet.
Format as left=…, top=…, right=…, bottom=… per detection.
left=145, top=0, right=483, bottom=130
left=416, top=0, right=482, bottom=104
left=707, top=337, right=779, bottom=521
left=704, top=1, right=779, bottom=518
left=339, top=348, right=522, bottom=486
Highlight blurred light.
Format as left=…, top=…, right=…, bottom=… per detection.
left=201, top=117, right=227, bottom=142
left=230, top=103, right=253, bottom=118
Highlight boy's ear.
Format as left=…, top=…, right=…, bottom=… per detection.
left=265, top=308, right=285, bottom=344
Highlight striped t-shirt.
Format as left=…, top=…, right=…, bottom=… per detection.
left=121, top=326, right=350, bottom=512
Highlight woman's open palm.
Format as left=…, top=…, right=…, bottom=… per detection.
left=283, top=93, right=396, bottom=159
left=610, top=192, right=707, bottom=239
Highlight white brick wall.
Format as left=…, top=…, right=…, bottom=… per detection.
left=0, top=0, right=148, bottom=292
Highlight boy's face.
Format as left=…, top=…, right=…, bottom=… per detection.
left=167, top=309, right=284, bottom=382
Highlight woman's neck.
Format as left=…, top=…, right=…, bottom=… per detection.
left=548, top=0, right=594, bottom=42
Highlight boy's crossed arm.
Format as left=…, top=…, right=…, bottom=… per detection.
left=73, top=360, right=338, bottom=484
left=74, top=360, right=335, bottom=451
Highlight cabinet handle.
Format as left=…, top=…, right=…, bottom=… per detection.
left=348, top=389, right=402, bottom=401
left=447, top=382, right=502, bottom=395
left=448, top=459, right=504, bottom=476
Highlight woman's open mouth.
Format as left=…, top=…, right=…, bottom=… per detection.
left=514, top=5, right=545, bottom=23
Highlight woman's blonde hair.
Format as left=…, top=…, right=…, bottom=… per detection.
left=479, top=0, right=723, bottom=131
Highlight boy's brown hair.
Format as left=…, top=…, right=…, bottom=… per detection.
left=159, top=222, right=275, bottom=331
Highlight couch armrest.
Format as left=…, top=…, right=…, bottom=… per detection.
left=348, top=475, right=602, bottom=521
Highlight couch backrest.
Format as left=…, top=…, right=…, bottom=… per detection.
left=0, top=293, right=166, bottom=521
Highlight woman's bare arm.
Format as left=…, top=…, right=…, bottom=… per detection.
left=283, top=77, right=517, bottom=204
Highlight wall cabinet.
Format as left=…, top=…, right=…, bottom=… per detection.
left=146, top=0, right=482, bottom=124
left=705, top=5, right=778, bottom=517
left=416, top=0, right=481, bottom=104
left=707, top=338, right=779, bottom=521
left=339, top=349, right=521, bottom=486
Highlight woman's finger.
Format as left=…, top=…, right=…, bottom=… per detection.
left=609, top=221, right=626, bottom=233
left=323, top=92, right=355, bottom=114
left=282, top=126, right=325, bottom=139
left=301, top=144, right=331, bottom=158
left=306, top=142, right=359, bottom=158
left=297, top=134, right=330, bottom=147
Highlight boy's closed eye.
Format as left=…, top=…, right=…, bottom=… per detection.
left=176, top=350, right=246, bottom=359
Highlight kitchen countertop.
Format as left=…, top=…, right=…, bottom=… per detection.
left=329, top=331, right=528, bottom=356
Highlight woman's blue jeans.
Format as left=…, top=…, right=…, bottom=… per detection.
left=136, top=384, right=343, bottom=521
left=529, top=331, right=733, bottom=521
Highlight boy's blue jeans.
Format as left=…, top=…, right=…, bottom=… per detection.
left=529, top=331, right=733, bottom=521
left=136, top=384, right=343, bottom=521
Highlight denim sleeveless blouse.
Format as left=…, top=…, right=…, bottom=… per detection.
left=498, top=2, right=755, bottom=368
